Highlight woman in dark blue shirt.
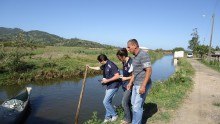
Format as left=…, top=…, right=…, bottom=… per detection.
left=87, top=54, right=120, bottom=123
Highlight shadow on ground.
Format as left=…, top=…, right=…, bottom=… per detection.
left=142, top=102, right=158, bottom=124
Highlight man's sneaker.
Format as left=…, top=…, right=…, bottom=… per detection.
left=111, top=115, right=118, bottom=122
left=102, top=118, right=111, bottom=123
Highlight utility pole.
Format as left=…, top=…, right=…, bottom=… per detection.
left=208, top=14, right=215, bottom=60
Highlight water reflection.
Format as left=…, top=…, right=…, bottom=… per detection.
left=0, top=85, right=26, bottom=103
left=0, top=55, right=175, bottom=123
left=151, top=55, right=175, bottom=81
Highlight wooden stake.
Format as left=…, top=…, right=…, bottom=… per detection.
left=74, top=67, right=88, bottom=124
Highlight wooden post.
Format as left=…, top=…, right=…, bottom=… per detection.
left=74, top=67, right=88, bottom=124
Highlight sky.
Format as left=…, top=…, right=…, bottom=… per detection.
left=1, top=0, right=220, bottom=50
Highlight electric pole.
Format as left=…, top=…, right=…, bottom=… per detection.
left=208, top=14, right=215, bottom=60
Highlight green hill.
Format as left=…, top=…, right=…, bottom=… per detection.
left=0, top=27, right=114, bottom=48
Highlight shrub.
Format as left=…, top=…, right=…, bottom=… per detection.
left=42, top=62, right=57, bottom=68
left=84, top=112, right=102, bottom=124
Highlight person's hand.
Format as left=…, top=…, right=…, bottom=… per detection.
left=102, top=78, right=108, bottom=84
left=139, top=85, right=146, bottom=94
left=126, top=83, right=132, bottom=90
left=86, top=64, right=90, bottom=69
left=121, top=77, right=127, bottom=81
left=119, top=75, right=125, bottom=81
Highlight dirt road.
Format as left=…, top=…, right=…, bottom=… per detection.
left=170, top=59, right=220, bottom=124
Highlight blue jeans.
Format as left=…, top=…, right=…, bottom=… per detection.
left=122, top=89, right=132, bottom=123
left=131, top=83, right=151, bottom=124
left=103, top=88, right=118, bottom=119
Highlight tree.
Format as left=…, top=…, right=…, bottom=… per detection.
left=215, top=46, right=220, bottom=51
left=155, top=48, right=164, bottom=53
left=172, top=47, right=185, bottom=53
left=4, top=32, right=36, bottom=73
left=188, top=28, right=199, bottom=53
left=194, top=45, right=209, bottom=58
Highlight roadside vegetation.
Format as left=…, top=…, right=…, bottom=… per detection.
left=213, top=102, right=220, bottom=107
left=84, top=58, right=195, bottom=123
left=201, top=59, right=220, bottom=72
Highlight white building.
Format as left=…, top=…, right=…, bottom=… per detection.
left=174, top=51, right=184, bottom=59
left=140, top=46, right=149, bottom=52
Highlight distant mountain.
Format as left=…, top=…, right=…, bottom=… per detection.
left=0, top=27, right=113, bottom=48
left=26, top=30, right=65, bottom=45
left=0, top=27, right=23, bottom=42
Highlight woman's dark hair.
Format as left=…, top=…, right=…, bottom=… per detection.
left=97, top=54, right=108, bottom=62
left=116, top=48, right=128, bottom=57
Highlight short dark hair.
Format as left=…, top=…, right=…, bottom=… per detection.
left=116, top=48, right=128, bottom=57
left=97, top=54, right=108, bottom=62
left=128, top=39, right=139, bottom=47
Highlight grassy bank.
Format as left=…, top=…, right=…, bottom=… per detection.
left=146, top=58, right=195, bottom=123
left=0, top=46, right=163, bottom=85
left=201, top=59, right=220, bottom=72
left=84, top=58, right=195, bottom=124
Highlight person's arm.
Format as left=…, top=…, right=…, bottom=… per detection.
left=139, top=52, right=152, bottom=94
left=139, top=67, right=152, bottom=94
left=126, top=73, right=134, bottom=90
left=102, top=62, right=120, bottom=84
left=102, top=73, right=120, bottom=84
left=121, top=76, right=131, bottom=81
left=86, top=65, right=100, bottom=70
left=122, top=63, right=133, bottom=81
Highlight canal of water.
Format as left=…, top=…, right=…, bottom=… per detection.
left=0, top=55, right=175, bottom=124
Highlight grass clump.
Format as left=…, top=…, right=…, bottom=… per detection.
left=213, top=102, right=220, bottom=107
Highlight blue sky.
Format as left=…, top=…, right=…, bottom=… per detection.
left=1, top=0, right=220, bottom=50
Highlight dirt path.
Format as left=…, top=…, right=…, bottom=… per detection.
left=170, top=59, right=220, bottom=124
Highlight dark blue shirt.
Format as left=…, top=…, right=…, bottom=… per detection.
left=100, top=60, right=120, bottom=89
left=122, top=57, right=132, bottom=90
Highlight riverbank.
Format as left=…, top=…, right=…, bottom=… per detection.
left=0, top=46, right=163, bottom=85
left=85, top=58, right=195, bottom=123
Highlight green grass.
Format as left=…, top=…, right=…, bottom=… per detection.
left=201, top=59, right=220, bottom=72
left=213, top=102, right=220, bottom=107
left=146, top=58, right=195, bottom=123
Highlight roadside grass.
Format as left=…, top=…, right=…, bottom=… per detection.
left=201, top=59, right=220, bottom=72
left=0, top=46, right=163, bottom=85
left=146, top=58, right=195, bottom=123
left=84, top=58, right=195, bottom=124
left=213, top=102, right=220, bottom=107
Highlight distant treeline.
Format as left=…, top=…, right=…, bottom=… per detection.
left=0, top=27, right=115, bottom=48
